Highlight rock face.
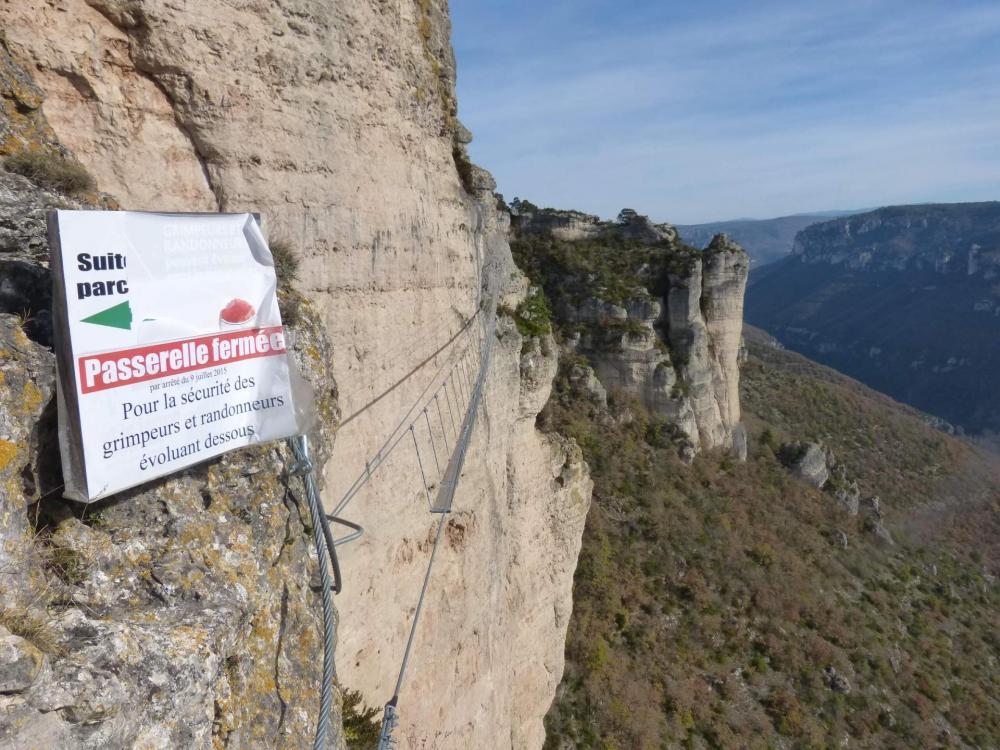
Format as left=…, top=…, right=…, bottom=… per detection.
left=565, top=293, right=700, bottom=447
left=525, top=219, right=751, bottom=455
left=666, top=234, right=749, bottom=450
left=0, top=629, right=44, bottom=695
left=0, top=163, right=342, bottom=748
left=747, top=202, right=1000, bottom=435
left=515, top=208, right=603, bottom=241
left=784, top=442, right=830, bottom=489
left=2, top=3, right=592, bottom=748
left=614, top=208, right=678, bottom=244
left=0, top=36, right=66, bottom=158
left=789, top=203, right=1000, bottom=274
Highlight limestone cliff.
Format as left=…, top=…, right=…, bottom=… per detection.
left=667, top=234, right=749, bottom=454
left=747, top=202, right=1000, bottom=435
left=0, top=159, right=342, bottom=747
left=1, top=2, right=592, bottom=748
left=511, top=209, right=750, bottom=456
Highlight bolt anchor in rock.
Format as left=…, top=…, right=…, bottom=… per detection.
left=376, top=700, right=399, bottom=749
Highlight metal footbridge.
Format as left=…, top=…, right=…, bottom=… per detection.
left=291, top=250, right=502, bottom=749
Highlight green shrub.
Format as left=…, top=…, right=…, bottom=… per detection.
left=341, top=688, right=382, bottom=748
left=513, top=286, right=552, bottom=339
left=585, top=637, right=610, bottom=672
left=623, top=318, right=646, bottom=337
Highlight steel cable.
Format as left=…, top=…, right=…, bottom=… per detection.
left=332, top=314, right=481, bottom=517
left=376, top=267, right=501, bottom=747
left=289, top=435, right=337, bottom=750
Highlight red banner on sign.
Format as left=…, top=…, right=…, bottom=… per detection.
left=77, top=326, right=287, bottom=394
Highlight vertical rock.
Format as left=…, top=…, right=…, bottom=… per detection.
left=667, top=234, right=750, bottom=451
left=701, top=234, right=750, bottom=441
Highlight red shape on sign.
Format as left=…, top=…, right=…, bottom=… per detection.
left=220, top=298, right=255, bottom=324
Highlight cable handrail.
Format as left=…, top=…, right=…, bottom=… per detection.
left=291, top=233, right=501, bottom=748
left=375, top=262, right=500, bottom=747
left=332, top=310, right=483, bottom=518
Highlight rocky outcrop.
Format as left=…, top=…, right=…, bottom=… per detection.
left=514, top=217, right=750, bottom=454
left=666, top=234, right=749, bottom=450
left=784, top=442, right=829, bottom=489
left=824, top=666, right=852, bottom=695
left=514, top=206, right=679, bottom=245
left=515, top=208, right=603, bottom=241
left=614, top=208, right=678, bottom=244
left=862, top=495, right=894, bottom=545
left=564, top=294, right=700, bottom=447
left=0, top=36, right=65, bottom=158
left=0, top=162, right=342, bottom=748
left=828, top=464, right=861, bottom=515
left=566, top=362, right=608, bottom=407
left=1, top=3, right=592, bottom=747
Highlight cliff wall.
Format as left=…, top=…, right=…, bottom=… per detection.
left=511, top=211, right=750, bottom=456
left=1, top=1, right=591, bottom=747
left=0, top=158, right=342, bottom=747
left=747, top=202, right=1000, bottom=435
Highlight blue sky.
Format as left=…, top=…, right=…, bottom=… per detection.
left=451, top=0, right=1000, bottom=224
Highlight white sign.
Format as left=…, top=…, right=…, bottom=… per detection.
left=49, top=211, right=302, bottom=502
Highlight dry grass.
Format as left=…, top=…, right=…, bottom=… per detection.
left=0, top=607, right=64, bottom=655
left=269, top=237, right=301, bottom=286
left=4, top=149, right=95, bottom=195
left=268, top=237, right=304, bottom=326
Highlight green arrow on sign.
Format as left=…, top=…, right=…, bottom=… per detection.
left=81, top=301, right=132, bottom=330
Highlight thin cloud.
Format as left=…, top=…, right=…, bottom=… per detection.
left=453, top=0, right=1000, bottom=223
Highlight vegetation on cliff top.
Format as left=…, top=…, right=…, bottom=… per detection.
left=511, top=231, right=696, bottom=310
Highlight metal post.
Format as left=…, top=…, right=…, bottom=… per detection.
left=444, top=379, right=458, bottom=438
left=410, top=424, right=432, bottom=508
left=423, top=409, right=440, bottom=475
left=434, top=393, right=449, bottom=451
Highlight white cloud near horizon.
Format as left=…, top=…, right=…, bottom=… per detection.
left=452, top=0, right=1000, bottom=224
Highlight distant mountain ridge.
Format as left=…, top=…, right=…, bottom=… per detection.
left=676, top=209, right=863, bottom=266
left=746, top=201, right=1000, bottom=436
